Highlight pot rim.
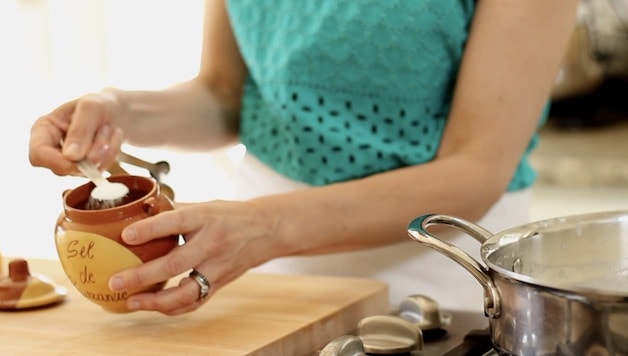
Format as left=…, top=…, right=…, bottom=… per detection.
left=482, top=209, right=628, bottom=300
left=63, top=175, right=161, bottom=221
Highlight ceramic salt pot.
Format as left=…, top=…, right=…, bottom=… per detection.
left=55, top=175, right=179, bottom=313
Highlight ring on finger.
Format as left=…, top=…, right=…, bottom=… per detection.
left=189, top=269, right=210, bottom=301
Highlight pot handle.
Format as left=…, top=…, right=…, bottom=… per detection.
left=407, top=214, right=501, bottom=318
left=143, top=197, right=160, bottom=216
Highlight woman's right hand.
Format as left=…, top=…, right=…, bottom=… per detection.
left=29, top=91, right=125, bottom=176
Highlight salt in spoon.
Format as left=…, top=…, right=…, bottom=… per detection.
left=75, top=158, right=129, bottom=209
left=60, top=139, right=129, bottom=209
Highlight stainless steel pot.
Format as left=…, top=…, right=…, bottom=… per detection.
left=407, top=211, right=628, bottom=355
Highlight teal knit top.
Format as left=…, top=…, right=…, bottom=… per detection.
left=226, top=0, right=545, bottom=191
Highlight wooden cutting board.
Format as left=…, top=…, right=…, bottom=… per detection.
left=0, top=258, right=388, bottom=355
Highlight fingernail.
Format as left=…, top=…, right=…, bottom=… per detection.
left=64, top=143, right=81, bottom=159
left=96, top=126, right=112, bottom=157
left=122, top=228, right=137, bottom=242
left=97, top=125, right=112, bottom=140
left=109, top=276, right=125, bottom=291
left=113, top=127, right=125, bottom=141
left=128, top=299, right=141, bottom=311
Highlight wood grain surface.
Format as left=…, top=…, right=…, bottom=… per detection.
left=0, top=258, right=388, bottom=355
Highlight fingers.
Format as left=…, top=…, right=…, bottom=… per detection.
left=29, top=101, right=78, bottom=175
left=125, top=276, right=212, bottom=315
left=29, top=92, right=123, bottom=175
left=111, top=209, right=192, bottom=286
left=29, top=116, right=76, bottom=175
left=87, top=125, right=124, bottom=169
left=121, top=208, right=195, bottom=245
left=110, top=250, right=214, bottom=315
left=63, top=94, right=113, bottom=161
left=109, top=208, right=217, bottom=314
left=109, top=242, right=199, bottom=291
left=107, top=202, right=256, bottom=315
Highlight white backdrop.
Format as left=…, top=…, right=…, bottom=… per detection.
left=3, top=0, right=628, bottom=261
left=0, top=0, right=241, bottom=259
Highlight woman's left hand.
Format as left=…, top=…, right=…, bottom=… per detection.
left=107, top=200, right=281, bottom=315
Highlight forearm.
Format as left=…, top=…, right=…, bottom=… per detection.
left=108, top=77, right=240, bottom=151
left=258, top=155, right=501, bottom=257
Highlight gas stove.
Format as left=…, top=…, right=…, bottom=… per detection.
left=413, top=310, right=496, bottom=356
left=441, top=331, right=497, bottom=355
left=318, top=307, right=501, bottom=356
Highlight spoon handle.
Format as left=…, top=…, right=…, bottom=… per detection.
left=76, top=159, right=107, bottom=187
left=59, top=139, right=108, bottom=187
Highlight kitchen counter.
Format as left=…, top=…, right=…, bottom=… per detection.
left=0, top=257, right=388, bottom=355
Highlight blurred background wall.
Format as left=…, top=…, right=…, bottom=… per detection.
left=1, top=0, right=627, bottom=260
left=1, top=0, right=242, bottom=259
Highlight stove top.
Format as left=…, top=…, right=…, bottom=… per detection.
left=424, top=328, right=496, bottom=356
left=413, top=310, right=496, bottom=356
left=317, top=308, right=498, bottom=356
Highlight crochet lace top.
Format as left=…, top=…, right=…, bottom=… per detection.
left=226, top=0, right=545, bottom=191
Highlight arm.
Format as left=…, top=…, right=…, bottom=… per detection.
left=29, top=0, right=246, bottom=174
left=112, top=0, right=578, bottom=315
left=112, top=0, right=247, bottom=150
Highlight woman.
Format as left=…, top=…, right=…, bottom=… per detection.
left=29, top=0, right=578, bottom=315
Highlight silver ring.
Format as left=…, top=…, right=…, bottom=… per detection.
left=189, top=269, right=210, bottom=301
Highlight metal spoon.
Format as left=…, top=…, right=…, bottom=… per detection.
left=60, top=139, right=129, bottom=209
left=118, top=152, right=170, bottom=182
left=109, top=161, right=175, bottom=201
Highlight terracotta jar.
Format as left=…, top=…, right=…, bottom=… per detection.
left=55, top=175, right=178, bottom=313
